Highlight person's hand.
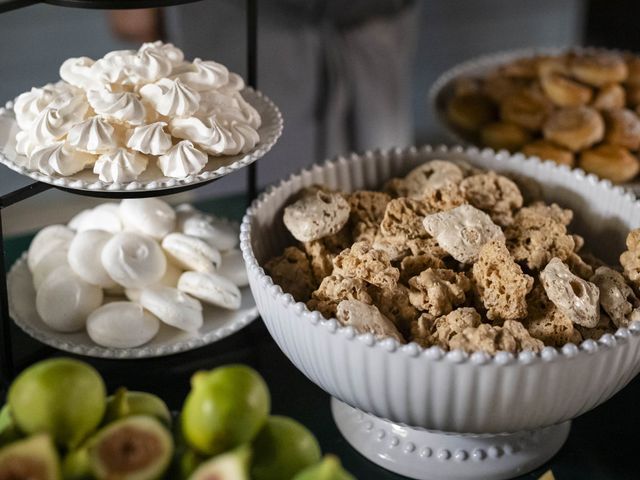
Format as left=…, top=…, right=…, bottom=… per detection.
left=108, top=8, right=162, bottom=43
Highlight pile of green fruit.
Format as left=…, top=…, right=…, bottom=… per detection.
left=0, top=358, right=355, bottom=479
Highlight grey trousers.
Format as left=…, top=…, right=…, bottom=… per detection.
left=165, top=1, right=419, bottom=192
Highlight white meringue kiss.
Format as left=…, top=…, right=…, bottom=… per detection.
left=157, top=140, right=207, bottom=178
left=36, top=265, right=103, bottom=333
left=170, top=114, right=259, bottom=156
left=139, top=78, right=200, bottom=117
left=60, top=57, right=102, bottom=90
left=139, top=286, right=203, bottom=332
left=87, top=88, right=146, bottom=125
left=68, top=229, right=117, bottom=288
left=171, top=58, right=229, bottom=91
left=119, top=198, right=176, bottom=239
left=29, top=142, right=95, bottom=176
left=67, top=116, right=118, bottom=153
left=101, top=231, right=167, bottom=288
left=68, top=203, right=122, bottom=233
left=140, top=41, right=184, bottom=67
left=127, top=121, right=172, bottom=155
left=87, top=302, right=160, bottom=349
left=93, top=148, right=148, bottom=183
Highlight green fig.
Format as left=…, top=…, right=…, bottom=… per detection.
left=251, top=416, right=322, bottom=480
left=8, top=358, right=106, bottom=448
left=188, top=445, right=251, bottom=480
left=103, top=388, right=172, bottom=427
left=170, top=447, right=205, bottom=480
left=181, top=365, right=270, bottom=456
left=61, top=447, right=92, bottom=480
left=293, top=455, right=355, bottom=480
left=0, top=433, right=61, bottom=479
left=88, top=415, right=173, bottom=480
left=0, top=405, right=21, bottom=447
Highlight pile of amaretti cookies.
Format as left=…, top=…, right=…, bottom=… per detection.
left=265, top=159, right=640, bottom=354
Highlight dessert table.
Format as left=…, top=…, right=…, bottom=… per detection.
left=0, top=193, right=636, bottom=480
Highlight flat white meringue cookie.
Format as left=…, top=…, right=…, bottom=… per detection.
left=180, top=212, right=238, bottom=251
left=87, top=302, right=160, bottom=348
left=29, top=142, right=95, bottom=176
left=94, top=148, right=148, bottom=183
left=68, top=229, right=117, bottom=288
left=67, top=116, right=118, bottom=153
left=139, top=78, right=200, bottom=117
left=31, top=249, right=69, bottom=291
left=217, top=249, right=248, bottom=287
left=162, top=233, right=220, bottom=273
left=139, top=285, right=203, bottom=332
left=60, top=57, right=102, bottom=90
left=101, top=231, right=167, bottom=288
left=27, top=224, right=75, bottom=271
left=36, top=265, right=103, bottom=333
left=157, top=140, right=207, bottom=178
left=140, top=41, right=184, bottom=66
left=125, top=260, right=182, bottom=302
left=171, top=58, right=229, bottom=91
left=68, top=203, right=122, bottom=233
left=119, top=198, right=176, bottom=239
left=178, top=271, right=241, bottom=310
left=87, top=89, right=146, bottom=125
left=127, top=122, right=172, bottom=155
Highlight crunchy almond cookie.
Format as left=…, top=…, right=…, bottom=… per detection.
left=406, top=238, right=449, bottom=259
left=572, top=234, right=585, bottom=252
left=472, top=240, right=534, bottom=321
left=333, top=241, right=399, bottom=289
left=369, top=284, right=418, bottom=337
left=408, top=268, right=471, bottom=316
left=505, top=207, right=575, bottom=270
left=264, top=246, right=317, bottom=302
left=449, top=324, right=517, bottom=354
left=303, top=227, right=352, bottom=281
left=620, top=229, right=640, bottom=289
left=283, top=188, right=350, bottom=242
left=403, top=160, right=465, bottom=198
left=410, top=307, right=481, bottom=349
left=371, top=234, right=411, bottom=262
left=422, top=204, right=505, bottom=263
left=308, top=274, right=373, bottom=319
left=501, top=320, right=545, bottom=352
left=380, top=197, right=432, bottom=243
left=459, top=172, right=523, bottom=226
left=400, top=254, right=446, bottom=284
left=520, top=202, right=573, bottom=226
left=576, top=313, right=615, bottom=341
left=336, top=299, right=404, bottom=343
left=565, top=252, right=594, bottom=280
left=590, top=266, right=639, bottom=328
left=524, top=283, right=583, bottom=347
left=348, top=191, right=391, bottom=243
left=420, top=182, right=467, bottom=213
left=382, top=177, right=410, bottom=198
left=540, top=258, right=600, bottom=328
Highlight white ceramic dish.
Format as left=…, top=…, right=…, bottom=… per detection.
left=240, top=145, right=640, bottom=480
left=0, top=87, right=282, bottom=194
left=429, top=47, right=640, bottom=195
left=8, top=251, right=258, bottom=359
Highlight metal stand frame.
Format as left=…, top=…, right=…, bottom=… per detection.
left=0, top=0, right=259, bottom=385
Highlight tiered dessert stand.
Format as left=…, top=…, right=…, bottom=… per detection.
left=0, top=0, right=262, bottom=384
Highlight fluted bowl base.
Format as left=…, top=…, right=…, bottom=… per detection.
left=332, top=398, right=569, bottom=480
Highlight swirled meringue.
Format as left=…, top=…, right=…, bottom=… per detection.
left=171, top=58, right=229, bottom=91
left=60, top=57, right=102, bottom=90
left=29, top=107, right=80, bottom=143
left=15, top=131, right=38, bottom=157
left=220, top=72, right=245, bottom=93
left=170, top=114, right=259, bottom=155
left=93, top=148, right=148, bottom=183
left=139, top=78, right=200, bottom=117
left=92, top=47, right=172, bottom=86
left=87, top=88, right=146, bottom=125
left=67, top=116, right=118, bottom=153
left=127, top=121, right=172, bottom=155
left=29, top=142, right=95, bottom=176
left=199, top=90, right=261, bottom=129
left=140, top=41, right=184, bottom=66
left=14, top=84, right=58, bottom=130
left=157, top=140, right=207, bottom=178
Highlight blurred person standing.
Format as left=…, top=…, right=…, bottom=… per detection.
left=109, top=1, right=419, bottom=189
